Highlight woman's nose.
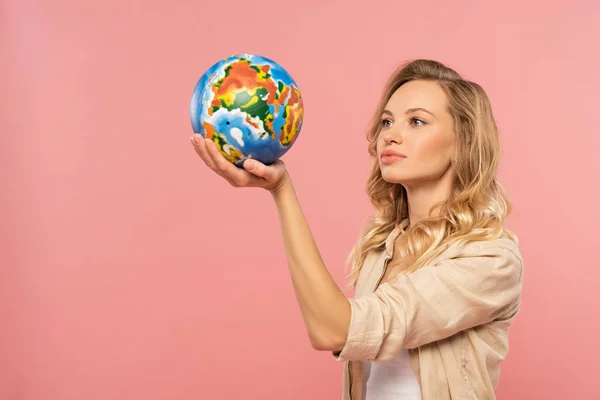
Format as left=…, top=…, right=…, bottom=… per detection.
left=382, top=129, right=403, bottom=145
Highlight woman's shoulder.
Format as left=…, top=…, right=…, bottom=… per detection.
left=441, top=231, right=523, bottom=265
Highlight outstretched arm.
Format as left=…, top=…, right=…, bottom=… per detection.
left=191, top=135, right=351, bottom=350
left=270, top=174, right=351, bottom=351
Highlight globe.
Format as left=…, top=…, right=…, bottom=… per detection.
left=190, top=54, right=304, bottom=167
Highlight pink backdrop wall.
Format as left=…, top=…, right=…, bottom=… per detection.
left=3, top=0, right=600, bottom=398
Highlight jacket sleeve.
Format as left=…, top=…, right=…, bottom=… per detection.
left=332, top=243, right=523, bottom=362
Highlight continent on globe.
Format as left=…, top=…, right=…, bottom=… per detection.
left=190, top=54, right=304, bottom=166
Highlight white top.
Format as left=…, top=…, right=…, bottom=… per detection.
left=363, top=349, right=422, bottom=399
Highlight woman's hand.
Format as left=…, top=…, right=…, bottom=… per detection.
left=190, top=135, right=290, bottom=193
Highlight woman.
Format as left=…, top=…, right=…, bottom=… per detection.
left=190, top=59, right=524, bottom=400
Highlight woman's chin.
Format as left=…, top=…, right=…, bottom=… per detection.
left=379, top=162, right=419, bottom=185
left=381, top=172, right=408, bottom=185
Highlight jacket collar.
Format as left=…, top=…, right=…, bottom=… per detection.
left=384, top=218, right=410, bottom=257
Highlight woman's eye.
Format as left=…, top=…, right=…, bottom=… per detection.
left=411, top=117, right=425, bottom=126
left=381, top=119, right=393, bottom=128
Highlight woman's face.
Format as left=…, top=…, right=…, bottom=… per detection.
left=376, top=80, right=456, bottom=187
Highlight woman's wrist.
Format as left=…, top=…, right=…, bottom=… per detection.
left=269, top=171, right=293, bottom=198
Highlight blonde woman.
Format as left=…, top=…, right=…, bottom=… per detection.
left=190, top=59, right=524, bottom=400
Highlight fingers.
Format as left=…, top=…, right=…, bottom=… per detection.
left=204, top=138, right=262, bottom=187
left=190, top=135, right=217, bottom=170
left=191, top=134, right=281, bottom=189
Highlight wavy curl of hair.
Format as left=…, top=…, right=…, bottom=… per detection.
left=346, top=59, right=517, bottom=288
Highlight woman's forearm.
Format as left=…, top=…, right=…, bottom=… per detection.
left=270, top=173, right=350, bottom=350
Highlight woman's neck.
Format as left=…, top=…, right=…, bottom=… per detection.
left=403, top=169, right=454, bottom=226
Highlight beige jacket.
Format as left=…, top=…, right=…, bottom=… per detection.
left=332, top=225, right=524, bottom=400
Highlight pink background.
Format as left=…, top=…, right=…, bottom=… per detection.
left=3, top=0, right=600, bottom=399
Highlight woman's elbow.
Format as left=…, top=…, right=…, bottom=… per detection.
left=309, top=300, right=351, bottom=351
left=309, top=332, right=346, bottom=352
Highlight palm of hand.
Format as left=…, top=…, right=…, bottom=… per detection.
left=190, top=135, right=289, bottom=192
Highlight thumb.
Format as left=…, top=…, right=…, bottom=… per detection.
left=243, top=159, right=283, bottom=182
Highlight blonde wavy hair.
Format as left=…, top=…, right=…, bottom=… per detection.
left=346, top=59, right=517, bottom=288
